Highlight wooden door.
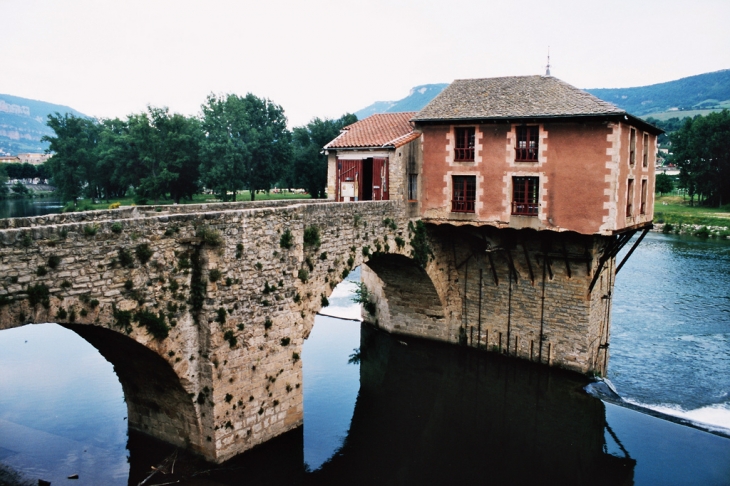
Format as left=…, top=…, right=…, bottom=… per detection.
left=372, top=158, right=389, bottom=200
left=337, top=158, right=361, bottom=202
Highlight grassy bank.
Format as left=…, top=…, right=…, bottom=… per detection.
left=654, top=195, right=730, bottom=227
left=65, top=191, right=312, bottom=211
left=654, top=195, right=730, bottom=238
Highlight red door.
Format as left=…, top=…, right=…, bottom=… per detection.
left=372, top=158, right=389, bottom=200
left=337, top=158, right=361, bottom=202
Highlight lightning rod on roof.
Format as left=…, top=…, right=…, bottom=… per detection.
left=545, top=47, right=551, bottom=76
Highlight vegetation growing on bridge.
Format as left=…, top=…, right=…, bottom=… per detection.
left=408, top=220, right=433, bottom=268
left=196, top=227, right=223, bottom=246
left=303, top=225, right=321, bottom=248
left=135, top=309, right=169, bottom=340
left=135, top=243, right=153, bottom=264
left=27, top=283, right=50, bottom=308
left=352, top=282, right=376, bottom=315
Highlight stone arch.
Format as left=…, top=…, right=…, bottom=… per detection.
left=62, top=323, right=206, bottom=454
left=359, top=254, right=448, bottom=341
left=0, top=298, right=208, bottom=456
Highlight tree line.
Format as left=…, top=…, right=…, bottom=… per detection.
left=42, top=93, right=356, bottom=204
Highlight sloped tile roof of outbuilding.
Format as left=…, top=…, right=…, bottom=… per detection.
left=324, top=112, right=419, bottom=149
left=412, top=76, right=626, bottom=121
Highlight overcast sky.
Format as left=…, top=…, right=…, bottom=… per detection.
left=3, top=0, right=729, bottom=127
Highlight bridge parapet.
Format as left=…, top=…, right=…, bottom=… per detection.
left=0, top=198, right=327, bottom=229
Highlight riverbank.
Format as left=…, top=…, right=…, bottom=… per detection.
left=654, top=195, right=730, bottom=237
left=652, top=222, right=730, bottom=239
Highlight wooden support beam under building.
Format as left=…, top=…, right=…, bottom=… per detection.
left=561, top=240, right=572, bottom=279
left=487, top=251, right=499, bottom=286
left=522, top=241, right=535, bottom=285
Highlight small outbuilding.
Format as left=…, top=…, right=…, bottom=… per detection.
left=324, top=112, right=421, bottom=211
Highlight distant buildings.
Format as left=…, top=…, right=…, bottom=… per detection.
left=16, top=153, right=51, bottom=165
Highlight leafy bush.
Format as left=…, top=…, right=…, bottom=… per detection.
left=280, top=229, right=294, bottom=249
left=135, top=244, right=153, bottom=264
left=111, top=222, right=123, bottom=233
left=196, top=227, right=222, bottom=246
left=135, top=310, right=169, bottom=340
left=223, top=330, right=237, bottom=348
left=27, top=283, right=50, bottom=308
left=83, top=225, right=98, bottom=236
left=108, top=202, right=121, bottom=209
left=209, top=269, right=222, bottom=282
left=47, top=255, right=61, bottom=269
left=303, top=226, right=320, bottom=248
left=118, top=248, right=134, bottom=267
left=408, top=220, right=433, bottom=268
left=352, top=282, right=376, bottom=315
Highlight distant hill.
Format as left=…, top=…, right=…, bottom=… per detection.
left=0, top=94, right=88, bottom=155
left=585, top=69, right=730, bottom=117
left=354, top=71, right=730, bottom=122
left=354, top=84, right=449, bottom=120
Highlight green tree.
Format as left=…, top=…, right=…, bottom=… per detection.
left=43, top=113, right=99, bottom=203
left=3, top=163, right=22, bottom=180
left=94, top=117, right=132, bottom=201
left=655, top=172, right=673, bottom=195
left=11, top=181, right=29, bottom=196
left=291, top=113, right=357, bottom=198
left=671, top=110, right=730, bottom=207
left=200, top=93, right=291, bottom=201
left=0, top=165, right=8, bottom=197
left=125, top=107, right=201, bottom=204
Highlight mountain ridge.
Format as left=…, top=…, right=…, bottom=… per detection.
left=353, top=70, right=730, bottom=122
left=0, top=94, right=88, bottom=155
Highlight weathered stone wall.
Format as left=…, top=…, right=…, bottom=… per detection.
left=361, top=224, right=616, bottom=375
left=0, top=200, right=413, bottom=463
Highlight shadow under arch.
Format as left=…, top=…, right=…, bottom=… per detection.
left=361, top=253, right=447, bottom=339
left=62, top=323, right=204, bottom=455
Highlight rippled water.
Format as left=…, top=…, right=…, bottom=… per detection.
left=611, top=232, right=730, bottom=433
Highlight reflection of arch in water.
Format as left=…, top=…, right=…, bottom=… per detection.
left=310, top=325, right=636, bottom=485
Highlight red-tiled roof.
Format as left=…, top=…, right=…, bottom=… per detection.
left=324, top=112, right=418, bottom=149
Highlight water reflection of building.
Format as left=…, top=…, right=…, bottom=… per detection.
left=311, top=326, right=635, bottom=485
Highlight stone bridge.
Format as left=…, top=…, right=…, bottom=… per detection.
left=0, top=199, right=619, bottom=463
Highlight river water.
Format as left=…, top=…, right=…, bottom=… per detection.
left=0, top=197, right=63, bottom=219
left=0, top=201, right=729, bottom=484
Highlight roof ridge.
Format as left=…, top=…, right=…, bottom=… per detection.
left=413, top=76, right=627, bottom=122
